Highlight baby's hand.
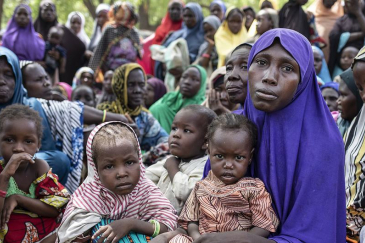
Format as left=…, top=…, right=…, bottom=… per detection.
left=0, top=195, right=19, bottom=229
left=2, top=153, right=35, bottom=178
left=92, top=219, right=132, bottom=243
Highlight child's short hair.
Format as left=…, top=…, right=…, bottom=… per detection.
left=179, top=105, right=217, bottom=128
left=0, top=104, right=43, bottom=140
left=71, top=85, right=96, bottom=100
left=207, top=113, right=258, bottom=148
left=92, top=123, right=138, bottom=165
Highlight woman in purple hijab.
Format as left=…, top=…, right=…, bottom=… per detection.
left=158, top=29, right=346, bottom=243
left=2, top=4, right=45, bottom=61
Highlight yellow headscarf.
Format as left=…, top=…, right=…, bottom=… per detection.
left=97, top=63, right=149, bottom=116
left=214, top=7, right=248, bottom=68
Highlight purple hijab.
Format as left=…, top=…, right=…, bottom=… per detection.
left=2, top=4, right=45, bottom=61
left=243, top=29, right=346, bottom=242
left=147, top=78, right=167, bottom=103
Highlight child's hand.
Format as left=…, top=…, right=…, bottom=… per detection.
left=92, top=219, right=133, bottom=243
left=163, top=156, right=180, bottom=170
left=73, top=233, right=91, bottom=242
left=2, top=153, right=35, bottom=178
left=0, top=195, right=18, bottom=229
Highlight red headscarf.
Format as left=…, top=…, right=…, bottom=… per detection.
left=152, top=0, right=184, bottom=45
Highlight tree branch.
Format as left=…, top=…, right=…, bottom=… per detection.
left=83, top=0, right=97, bottom=19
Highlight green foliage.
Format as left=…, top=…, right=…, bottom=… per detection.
left=2, top=0, right=316, bottom=36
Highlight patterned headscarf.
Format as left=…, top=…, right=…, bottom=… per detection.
left=97, top=63, right=149, bottom=116
left=352, top=45, right=365, bottom=69
left=108, top=1, right=138, bottom=28
left=59, top=122, right=177, bottom=241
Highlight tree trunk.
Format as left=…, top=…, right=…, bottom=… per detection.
left=138, top=0, right=152, bottom=30
left=83, top=0, right=97, bottom=19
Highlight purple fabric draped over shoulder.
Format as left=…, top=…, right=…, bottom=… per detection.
left=243, top=29, right=346, bottom=242
left=2, top=4, right=45, bottom=61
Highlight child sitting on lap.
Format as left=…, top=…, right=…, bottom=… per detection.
left=57, top=122, right=177, bottom=243
left=146, top=105, right=217, bottom=214
left=169, top=113, right=279, bottom=243
left=0, top=104, right=69, bottom=242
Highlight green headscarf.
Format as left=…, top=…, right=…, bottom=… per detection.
left=150, top=65, right=207, bottom=133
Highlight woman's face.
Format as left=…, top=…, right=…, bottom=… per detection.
left=210, top=4, right=224, bottom=21
left=227, top=11, right=243, bottom=34
left=321, top=88, right=339, bottom=112
left=127, top=69, right=145, bottom=109
left=203, top=22, right=217, bottom=40
left=179, top=67, right=201, bottom=98
left=338, top=78, right=359, bottom=120
left=169, top=2, right=183, bottom=22
left=353, top=61, right=365, bottom=103
left=0, top=57, right=15, bottom=104
left=103, top=70, right=114, bottom=94
left=144, top=83, right=155, bottom=108
left=80, top=72, right=94, bottom=88
left=96, top=11, right=108, bottom=28
left=70, top=14, right=82, bottom=34
left=225, top=47, right=251, bottom=105
left=256, top=12, right=272, bottom=35
left=23, top=64, right=52, bottom=100
left=15, top=7, right=30, bottom=28
left=183, top=8, right=197, bottom=29
left=214, top=80, right=237, bottom=111
left=249, top=42, right=300, bottom=112
left=313, top=49, right=323, bottom=75
left=41, top=4, right=56, bottom=23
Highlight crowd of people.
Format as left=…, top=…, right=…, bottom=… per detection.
left=0, top=0, right=364, bottom=242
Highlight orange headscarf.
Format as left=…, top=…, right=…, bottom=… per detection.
left=107, top=1, right=138, bottom=28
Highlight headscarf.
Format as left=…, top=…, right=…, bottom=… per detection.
left=2, top=4, right=45, bottom=61
left=56, top=82, right=73, bottom=100
left=209, top=0, right=227, bottom=17
left=312, top=45, right=332, bottom=83
left=339, top=69, right=363, bottom=113
left=153, top=0, right=185, bottom=45
left=108, top=1, right=138, bottom=28
left=352, top=45, right=365, bottom=69
left=307, top=0, right=343, bottom=61
left=278, top=1, right=310, bottom=40
left=33, top=0, right=58, bottom=42
left=163, top=2, right=205, bottom=63
left=58, top=122, right=177, bottom=242
left=243, top=29, right=346, bottom=242
left=97, top=63, right=149, bottom=117
left=147, top=77, right=167, bottom=103
left=88, top=3, right=110, bottom=51
left=215, top=7, right=248, bottom=68
left=150, top=65, right=207, bottom=133
left=201, top=66, right=227, bottom=108
left=203, top=15, right=221, bottom=31
left=259, top=0, right=279, bottom=10
left=65, top=11, right=90, bottom=48
left=320, top=81, right=339, bottom=94
left=72, top=67, right=94, bottom=89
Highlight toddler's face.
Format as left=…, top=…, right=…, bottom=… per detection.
left=95, top=138, right=140, bottom=196
left=169, top=109, right=207, bottom=161
left=49, top=32, right=61, bottom=45
left=0, top=119, right=40, bottom=165
left=340, top=47, right=358, bottom=71
left=209, top=128, right=253, bottom=185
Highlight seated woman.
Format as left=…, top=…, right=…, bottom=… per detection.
left=345, top=45, right=365, bottom=242
left=0, top=47, right=130, bottom=193
left=163, top=3, right=205, bottom=63
left=89, top=1, right=141, bottom=82
left=150, top=65, right=206, bottom=133
left=152, top=28, right=346, bottom=243
left=209, top=0, right=226, bottom=22
left=215, top=7, right=247, bottom=68
left=337, top=68, right=363, bottom=137
left=97, top=63, right=168, bottom=152
left=2, top=4, right=45, bottom=61
left=312, top=45, right=332, bottom=84
left=202, top=66, right=238, bottom=115
left=197, top=15, right=221, bottom=74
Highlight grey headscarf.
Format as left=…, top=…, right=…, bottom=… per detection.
left=203, top=15, right=221, bottom=30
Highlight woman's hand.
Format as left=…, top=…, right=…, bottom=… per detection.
left=208, top=89, right=230, bottom=116
left=2, top=153, right=35, bottom=178
left=92, top=219, right=133, bottom=243
left=0, top=195, right=18, bottom=229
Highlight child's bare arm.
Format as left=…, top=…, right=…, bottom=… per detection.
left=149, top=228, right=186, bottom=243
left=188, top=221, right=201, bottom=240
left=164, top=156, right=180, bottom=182
left=249, top=227, right=270, bottom=238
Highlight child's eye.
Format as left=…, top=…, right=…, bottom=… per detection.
left=126, top=161, right=135, bottom=166
left=236, top=155, right=245, bottom=160
left=214, top=154, right=223, bottom=159
left=226, top=65, right=233, bottom=71
left=25, top=140, right=34, bottom=144
left=4, top=137, right=14, bottom=143
left=241, top=65, right=248, bottom=71
left=184, top=129, right=191, bottom=133
left=171, top=126, right=177, bottom=131
left=104, top=164, right=113, bottom=170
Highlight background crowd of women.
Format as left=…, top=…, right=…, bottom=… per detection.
left=1, top=0, right=365, bottom=242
